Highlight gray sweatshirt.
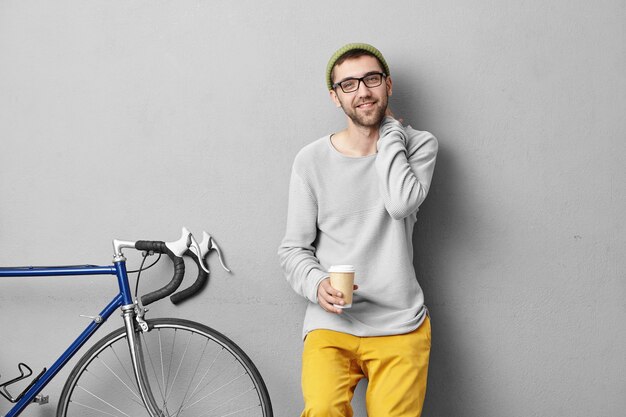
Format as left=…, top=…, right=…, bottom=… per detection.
left=278, top=117, right=438, bottom=339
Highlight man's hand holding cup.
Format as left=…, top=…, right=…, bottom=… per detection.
left=317, top=265, right=357, bottom=314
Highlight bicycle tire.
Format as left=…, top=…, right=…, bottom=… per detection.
left=57, top=318, right=272, bottom=417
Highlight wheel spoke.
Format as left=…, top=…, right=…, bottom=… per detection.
left=219, top=403, right=263, bottom=417
left=69, top=400, right=128, bottom=417
left=196, top=387, right=257, bottom=417
left=183, top=371, right=248, bottom=411
left=185, top=348, right=224, bottom=405
left=161, top=328, right=194, bottom=410
left=93, top=354, right=142, bottom=403
left=75, top=385, right=133, bottom=417
left=173, top=335, right=211, bottom=416
left=108, top=344, right=139, bottom=394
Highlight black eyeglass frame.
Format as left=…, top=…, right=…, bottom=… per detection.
left=332, top=72, right=388, bottom=93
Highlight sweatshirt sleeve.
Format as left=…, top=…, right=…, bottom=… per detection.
left=376, top=116, right=438, bottom=220
left=278, top=168, right=329, bottom=303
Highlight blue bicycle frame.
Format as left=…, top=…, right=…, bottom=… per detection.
left=0, top=261, right=132, bottom=417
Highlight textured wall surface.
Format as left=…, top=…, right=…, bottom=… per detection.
left=1, top=1, right=624, bottom=416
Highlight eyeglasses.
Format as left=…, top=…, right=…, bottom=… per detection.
left=332, top=72, right=387, bottom=93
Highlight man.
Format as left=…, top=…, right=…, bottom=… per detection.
left=278, top=43, right=438, bottom=417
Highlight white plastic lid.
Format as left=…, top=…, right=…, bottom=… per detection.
left=329, top=265, right=355, bottom=273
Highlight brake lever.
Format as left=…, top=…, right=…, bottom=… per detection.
left=200, top=231, right=231, bottom=273
left=188, top=233, right=210, bottom=274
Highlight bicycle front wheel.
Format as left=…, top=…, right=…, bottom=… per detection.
left=57, top=318, right=272, bottom=417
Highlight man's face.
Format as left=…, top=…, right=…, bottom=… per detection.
left=330, top=55, right=392, bottom=128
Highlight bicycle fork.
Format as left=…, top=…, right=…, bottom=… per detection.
left=121, top=305, right=164, bottom=417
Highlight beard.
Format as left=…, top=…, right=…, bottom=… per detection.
left=338, top=94, right=388, bottom=128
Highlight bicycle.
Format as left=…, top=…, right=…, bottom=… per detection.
left=0, top=228, right=273, bottom=417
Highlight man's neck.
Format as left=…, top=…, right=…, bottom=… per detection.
left=331, top=121, right=380, bottom=157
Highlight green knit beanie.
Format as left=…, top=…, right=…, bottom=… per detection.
left=326, top=43, right=390, bottom=90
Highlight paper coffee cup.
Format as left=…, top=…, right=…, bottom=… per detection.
left=329, top=265, right=355, bottom=309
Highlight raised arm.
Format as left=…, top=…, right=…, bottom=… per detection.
left=375, top=116, right=438, bottom=220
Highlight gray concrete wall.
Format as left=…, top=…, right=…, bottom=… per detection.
left=1, top=1, right=624, bottom=416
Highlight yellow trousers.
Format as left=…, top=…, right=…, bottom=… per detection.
left=301, top=316, right=431, bottom=417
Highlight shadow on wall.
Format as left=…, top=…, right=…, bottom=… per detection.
left=413, top=141, right=476, bottom=416
left=394, top=72, right=490, bottom=416
left=413, top=142, right=495, bottom=416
